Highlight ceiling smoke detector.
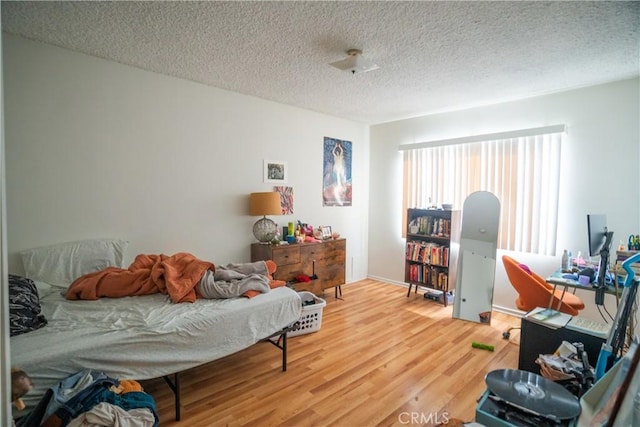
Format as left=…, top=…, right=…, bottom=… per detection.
left=329, top=49, right=379, bottom=75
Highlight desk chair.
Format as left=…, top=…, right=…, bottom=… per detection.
left=502, top=255, right=585, bottom=315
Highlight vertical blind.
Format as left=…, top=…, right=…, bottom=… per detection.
left=401, top=126, right=565, bottom=255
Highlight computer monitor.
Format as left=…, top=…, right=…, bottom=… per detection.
left=587, top=214, right=609, bottom=257
left=587, top=214, right=614, bottom=305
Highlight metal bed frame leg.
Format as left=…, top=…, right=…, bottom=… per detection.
left=161, top=327, right=291, bottom=421
left=265, top=328, right=289, bottom=372
left=163, top=372, right=181, bottom=421
left=282, top=331, right=287, bottom=372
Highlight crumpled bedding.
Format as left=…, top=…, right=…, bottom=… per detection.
left=197, top=261, right=272, bottom=299
left=66, top=252, right=213, bottom=303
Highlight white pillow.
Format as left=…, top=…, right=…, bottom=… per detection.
left=32, top=279, right=55, bottom=299
left=20, top=239, right=129, bottom=289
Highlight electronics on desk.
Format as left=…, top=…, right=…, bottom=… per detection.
left=586, top=214, right=614, bottom=306
left=565, top=316, right=610, bottom=339
left=475, top=369, right=581, bottom=427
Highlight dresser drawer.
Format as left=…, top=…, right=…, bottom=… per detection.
left=300, top=243, right=324, bottom=261
left=323, top=239, right=346, bottom=263
left=272, top=246, right=300, bottom=266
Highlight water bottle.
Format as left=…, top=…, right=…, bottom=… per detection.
left=561, top=249, right=569, bottom=271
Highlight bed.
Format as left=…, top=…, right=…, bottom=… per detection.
left=9, top=239, right=302, bottom=421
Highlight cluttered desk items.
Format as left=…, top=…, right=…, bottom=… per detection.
left=545, top=272, right=620, bottom=315
left=536, top=340, right=596, bottom=399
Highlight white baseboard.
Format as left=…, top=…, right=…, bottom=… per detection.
left=366, top=275, right=406, bottom=287
left=367, top=275, right=526, bottom=317
left=491, top=305, right=525, bottom=318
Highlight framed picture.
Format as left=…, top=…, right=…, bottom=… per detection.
left=274, top=186, right=294, bottom=215
left=320, top=226, right=332, bottom=240
left=264, top=160, right=287, bottom=183
left=322, top=137, right=352, bottom=206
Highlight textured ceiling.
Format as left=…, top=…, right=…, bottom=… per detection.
left=2, top=1, right=639, bottom=124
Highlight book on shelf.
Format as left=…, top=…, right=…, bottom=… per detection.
left=406, top=241, right=449, bottom=266
left=525, top=307, right=571, bottom=329
left=437, top=272, right=448, bottom=290
left=430, top=268, right=438, bottom=288
left=431, top=246, right=440, bottom=265
left=409, top=216, right=452, bottom=237
left=409, top=264, right=434, bottom=285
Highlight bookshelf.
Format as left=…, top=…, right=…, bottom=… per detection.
left=405, top=208, right=461, bottom=306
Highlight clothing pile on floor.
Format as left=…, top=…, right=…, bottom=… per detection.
left=16, top=369, right=158, bottom=427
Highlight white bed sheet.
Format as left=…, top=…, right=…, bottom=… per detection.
left=11, top=286, right=302, bottom=415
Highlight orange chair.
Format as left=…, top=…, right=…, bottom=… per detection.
left=502, top=255, right=585, bottom=315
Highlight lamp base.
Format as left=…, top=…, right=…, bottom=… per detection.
left=253, top=216, right=277, bottom=243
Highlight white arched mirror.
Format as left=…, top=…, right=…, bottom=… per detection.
left=453, top=191, right=500, bottom=324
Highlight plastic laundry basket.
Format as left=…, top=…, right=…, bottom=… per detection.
left=288, top=291, right=327, bottom=337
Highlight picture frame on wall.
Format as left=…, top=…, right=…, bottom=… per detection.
left=264, top=160, right=287, bottom=183
left=322, top=137, right=352, bottom=206
left=274, top=186, right=294, bottom=215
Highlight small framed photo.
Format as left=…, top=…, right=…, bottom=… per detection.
left=264, top=160, right=287, bottom=183
left=320, top=226, right=332, bottom=240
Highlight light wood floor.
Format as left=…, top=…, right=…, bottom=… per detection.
left=142, top=279, right=522, bottom=426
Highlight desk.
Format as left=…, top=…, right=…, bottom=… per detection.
left=546, top=272, right=620, bottom=310
left=519, top=315, right=605, bottom=373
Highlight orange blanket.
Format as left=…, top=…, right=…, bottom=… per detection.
left=66, top=252, right=214, bottom=303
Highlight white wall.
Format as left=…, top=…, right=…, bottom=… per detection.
left=3, top=34, right=370, bottom=283
left=369, top=78, right=640, bottom=321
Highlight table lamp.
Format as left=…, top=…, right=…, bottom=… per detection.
left=250, top=192, right=282, bottom=243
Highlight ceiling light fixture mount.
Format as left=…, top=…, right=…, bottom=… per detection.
left=329, top=48, right=379, bottom=75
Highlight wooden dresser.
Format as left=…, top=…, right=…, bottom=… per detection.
left=251, top=239, right=346, bottom=296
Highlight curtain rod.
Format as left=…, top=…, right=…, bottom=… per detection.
left=398, top=124, right=567, bottom=151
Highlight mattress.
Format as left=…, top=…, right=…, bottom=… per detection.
left=10, top=286, right=302, bottom=416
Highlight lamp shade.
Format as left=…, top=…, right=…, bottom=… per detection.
left=250, top=192, right=282, bottom=216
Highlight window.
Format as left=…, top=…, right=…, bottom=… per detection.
left=401, top=125, right=565, bottom=256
